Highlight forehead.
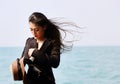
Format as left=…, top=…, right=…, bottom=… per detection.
left=29, top=22, right=41, bottom=29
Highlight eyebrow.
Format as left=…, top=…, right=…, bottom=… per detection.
left=30, top=28, right=39, bottom=29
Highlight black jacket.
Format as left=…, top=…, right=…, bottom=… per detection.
left=21, top=37, right=60, bottom=84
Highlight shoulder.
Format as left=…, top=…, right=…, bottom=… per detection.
left=26, top=37, right=34, bottom=40
left=25, top=37, right=36, bottom=45
left=46, top=39, right=60, bottom=48
left=45, top=39, right=56, bottom=45
left=26, top=37, right=35, bottom=42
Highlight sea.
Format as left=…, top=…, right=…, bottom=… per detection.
left=0, top=46, right=120, bottom=84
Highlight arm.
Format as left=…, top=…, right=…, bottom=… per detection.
left=32, top=40, right=60, bottom=68
left=21, top=38, right=30, bottom=59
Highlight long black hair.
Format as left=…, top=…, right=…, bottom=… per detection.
left=29, top=12, right=81, bottom=53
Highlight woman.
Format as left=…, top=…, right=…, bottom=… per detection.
left=21, top=12, right=64, bottom=84
left=20, top=12, right=80, bottom=84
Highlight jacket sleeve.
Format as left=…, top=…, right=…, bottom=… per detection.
left=32, top=40, right=60, bottom=68
left=21, top=38, right=30, bottom=59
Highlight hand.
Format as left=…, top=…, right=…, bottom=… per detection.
left=24, top=58, right=33, bottom=64
left=28, top=48, right=35, bottom=57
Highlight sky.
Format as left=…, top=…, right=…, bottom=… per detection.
left=0, top=0, right=120, bottom=46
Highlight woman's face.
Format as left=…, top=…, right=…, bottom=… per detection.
left=29, top=22, right=46, bottom=40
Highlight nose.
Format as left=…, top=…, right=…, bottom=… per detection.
left=32, top=30, right=37, bottom=36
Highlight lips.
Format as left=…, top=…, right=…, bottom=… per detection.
left=34, top=35, right=37, bottom=37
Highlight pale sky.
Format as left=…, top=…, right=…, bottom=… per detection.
left=0, top=0, right=120, bottom=46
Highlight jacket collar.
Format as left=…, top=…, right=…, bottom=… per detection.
left=30, top=38, right=54, bottom=51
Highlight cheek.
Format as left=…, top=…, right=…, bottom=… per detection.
left=37, top=30, right=44, bottom=36
left=31, top=31, right=35, bottom=35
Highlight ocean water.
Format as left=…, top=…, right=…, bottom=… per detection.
left=0, top=46, right=120, bottom=84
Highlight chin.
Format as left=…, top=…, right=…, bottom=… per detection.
left=34, top=37, right=40, bottom=40
left=34, top=37, right=37, bottom=39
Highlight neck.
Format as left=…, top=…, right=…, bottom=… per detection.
left=36, top=37, right=46, bottom=43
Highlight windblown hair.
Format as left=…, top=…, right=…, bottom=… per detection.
left=29, top=12, right=80, bottom=53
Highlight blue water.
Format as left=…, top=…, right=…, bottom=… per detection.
left=0, top=46, right=120, bottom=84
